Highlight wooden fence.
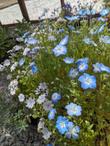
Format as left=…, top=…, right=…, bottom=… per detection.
left=0, top=0, right=65, bottom=26
left=18, top=0, right=65, bottom=22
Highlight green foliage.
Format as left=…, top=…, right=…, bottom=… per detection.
left=0, top=26, right=16, bottom=62
left=15, top=19, right=32, bottom=36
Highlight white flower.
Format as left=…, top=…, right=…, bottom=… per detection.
left=35, top=88, right=41, bottom=95
left=38, top=82, right=47, bottom=91
left=7, top=74, right=12, bottom=80
left=18, top=93, right=25, bottom=102
left=41, top=127, right=52, bottom=140
left=37, top=94, right=46, bottom=104
left=26, top=97, right=35, bottom=109
left=3, top=59, right=10, bottom=67
left=13, top=45, right=22, bottom=51
left=16, top=37, right=24, bottom=42
left=0, top=64, right=5, bottom=72
left=37, top=118, right=45, bottom=132
left=48, top=35, right=56, bottom=41
left=23, top=47, right=30, bottom=56
left=10, top=62, right=18, bottom=72
left=43, top=99, right=53, bottom=112
left=8, top=79, right=18, bottom=95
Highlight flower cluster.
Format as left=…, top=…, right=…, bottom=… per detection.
left=1, top=4, right=110, bottom=146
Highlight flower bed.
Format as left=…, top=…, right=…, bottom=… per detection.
left=0, top=3, right=110, bottom=146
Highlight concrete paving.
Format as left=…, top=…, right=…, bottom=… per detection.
left=0, top=0, right=104, bottom=25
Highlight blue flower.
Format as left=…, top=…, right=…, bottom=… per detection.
left=56, top=116, right=69, bottom=134
left=66, top=125, right=80, bottom=139
left=100, top=8, right=109, bottom=16
left=65, top=103, right=82, bottom=117
left=19, top=58, right=25, bottom=66
left=77, top=62, right=88, bottom=72
left=93, top=63, right=110, bottom=73
left=51, top=92, right=61, bottom=104
left=83, top=37, right=97, bottom=46
left=65, top=15, right=80, bottom=21
left=57, top=28, right=64, bottom=33
left=97, top=17, right=106, bottom=22
left=93, top=63, right=102, bottom=72
left=68, top=68, right=78, bottom=79
left=22, top=32, right=30, bottom=39
left=48, top=108, right=56, bottom=120
left=30, top=62, right=38, bottom=74
left=76, top=58, right=89, bottom=65
left=78, top=73, right=96, bottom=89
left=52, top=45, right=67, bottom=57
left=78, top=9, right=88, bottom=16
left=86, top=9, right=96, bottom=15
left=63, top=57, right=74, bottom=64
left=96, top=24, right=106, bottom=33
left=100, top=35, right=110, bottom=44
left=25, top=37, right=38, bottom=45
left=46, top=144, right=53, bottom=146
left=59, top=35, right=69, bottom=46
left=68, top=25, right=75, bottom=31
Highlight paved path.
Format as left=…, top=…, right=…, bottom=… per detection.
left=0, top=0, right=17, bottom=9
left=0, top=0, right=104, bottom=25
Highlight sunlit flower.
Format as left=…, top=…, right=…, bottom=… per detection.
left=100, top=35, right=110, bottom=44
left=10, top=62, right=18, bottom=72
left=52, top=44, right=67, bottom=57
left=8, top=79, right=18, bottom=95
left=19, top=58, right=25, bottom=66
left=3, top=59, right=10, bottom=67
left=78, top=73, right=96, bottom=89
left=30, top=62, right=38, bottom=74
left=48, top=108, right=57, bottom=120
left=63, top=57, right=74, bottom=64
left=97, top=17, right=106, bottom=22
left=37, top=118, right=45, bottom=132
left=78, top=9, right=88, bottom=16
left=57, top=28, right=64, bottom=33
left=93, top=63, right=110, bottom=73
left=100, top=8, right=109, bottom=16
left=26, top=97, right=35, bottom=109
left=66, top=123, right=80, bottom=139
left=59, top=35, right=69, bottom=46
left=46, top=144, right=53, bottom=146
left=65, top=103, right=82, bottom=116
left=51, top=92, right=61, bottom=104
left=83, top=37, right=97, bottom=46
left=96, top=23, right=106, bottom=33
left=43, top=99, right=53, bottom=112
left=18, top=93, right=25, bottom=102
left=76, top=58, right=89, bottom=64
left=86, top=9, right=96, bottom=15
left=56, top=116, right=69, bottom=134
left=48, top=35, right=56, bottom=41
left=68, top=25, right=75, bottom=31
left=41, top=127, right=52, bottom=140
left=23, top=47, right=30, bottom=56
left=37, top=94, right=46, bottom=104
left=65, top=15, right=80, bottom=21
left=25, top=37, right=38, bottom=45
left=77, top=62, right=88, bottom=72
left=38, top=82, right=48, bottom=91
left=68, top=68, right=78, bottom=79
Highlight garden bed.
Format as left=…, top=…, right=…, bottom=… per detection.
left=0, top=2, right=110, bottom=146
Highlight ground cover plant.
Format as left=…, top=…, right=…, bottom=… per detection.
left=0, top=2, right=110, bottom=146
